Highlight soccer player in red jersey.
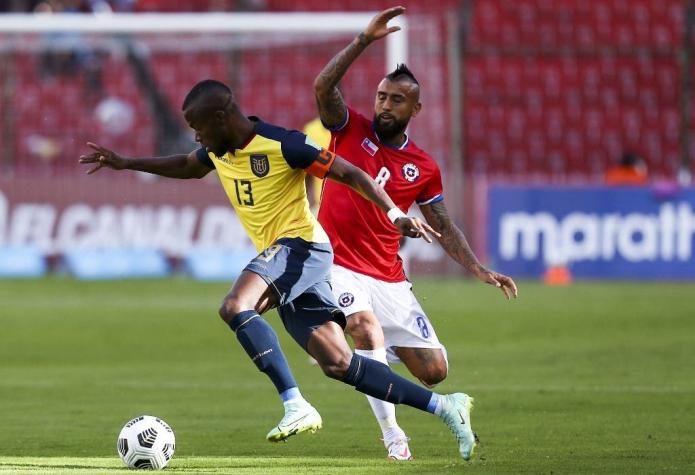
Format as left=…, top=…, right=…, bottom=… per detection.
left=314, top=6, right=518, bottom=460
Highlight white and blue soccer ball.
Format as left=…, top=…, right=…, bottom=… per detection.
left=117, top=415, right=176, bottom=470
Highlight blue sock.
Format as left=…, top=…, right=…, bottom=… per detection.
left=228, top=310, right=298, bottom=397
left=280, top=387, right=302, bottom=402
left=341, top=354, right=433, bottom=412
left=427, top=393, right=443, bottom=414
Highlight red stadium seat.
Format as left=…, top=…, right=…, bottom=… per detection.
left=463, top=0, right=685, bottom=177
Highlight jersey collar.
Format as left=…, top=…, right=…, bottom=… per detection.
left=232, top=116, right=259, bottom=154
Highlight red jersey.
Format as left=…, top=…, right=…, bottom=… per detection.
left=318, top=106, right=443, bottom=282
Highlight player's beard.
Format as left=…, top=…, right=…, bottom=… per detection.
left=373, top=114, right=409, bottom=143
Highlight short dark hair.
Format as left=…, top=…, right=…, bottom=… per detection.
left=182, top=79, right=231, bottom=110
left=385, top=64, right=419, bottom=85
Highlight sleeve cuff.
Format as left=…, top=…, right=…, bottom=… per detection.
left=322, top=108, right=349, bottom=132
left=417, top=194, right=444, bottom=206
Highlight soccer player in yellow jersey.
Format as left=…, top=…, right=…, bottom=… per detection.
left=80, top=79, right=478, bottom=460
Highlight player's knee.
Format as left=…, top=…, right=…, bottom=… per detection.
left=418, top=364, right=448, bottom=388
left=317, top=353, right=352, bottom=380
left=346, top=313, right=383, bottom=348
left=218, top=297, right=246, bottom=324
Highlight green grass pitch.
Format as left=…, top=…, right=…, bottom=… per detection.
left=0, top=277, right=693, bottom=474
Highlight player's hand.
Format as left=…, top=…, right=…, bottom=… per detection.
left=363, top=6, right=406, bottom=43
left=394, top=216, right=441, bottom=243
left=79, top=142, right=128, bottom=174
left=477, top=269, right=518, bottom=299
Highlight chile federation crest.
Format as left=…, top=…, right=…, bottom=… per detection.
left=402, top=163, right=420, bottom=182
left=338, top=292, right=355, bottom=307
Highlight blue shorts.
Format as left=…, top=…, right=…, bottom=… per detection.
left=244, top=237, right=346, bottom=349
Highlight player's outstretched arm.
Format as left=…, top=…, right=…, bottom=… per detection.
left=313, top=6, right=406, bottom=129
left=326, top=155, right=440, bottom=243
left=420, top=200, right=518, bottom=299
left=79, top=142, right=212, bottom=179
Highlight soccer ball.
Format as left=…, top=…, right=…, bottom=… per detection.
left=117, top=415, right=176, bottom=470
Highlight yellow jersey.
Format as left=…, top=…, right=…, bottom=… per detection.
left=302, top=117, right=332, bottom=209
left=196, top=118, right=336, bottom=251
left=302, top=117, right=331, bottom=149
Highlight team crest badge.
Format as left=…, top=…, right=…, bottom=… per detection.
left=402, top=163, right=420, bottom=182
left=250, top=154, right=269, bottom=177
left=338, top=292, right=355, bottom=307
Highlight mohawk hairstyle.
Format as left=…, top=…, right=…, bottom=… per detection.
left=182, top=79, right=231, bottom=110
left=385, top=63, right=419, bottom=85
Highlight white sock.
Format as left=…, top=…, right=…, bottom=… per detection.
left=431, top=394, right=444, bottom=415
left=354, top=347, right=403, bottom=440
left=283, top=396, right=308, bottom=408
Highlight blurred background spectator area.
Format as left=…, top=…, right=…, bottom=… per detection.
left=0, top=0, right=692, bottom=183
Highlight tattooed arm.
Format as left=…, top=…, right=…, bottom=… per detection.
left=313, top=6, right=406, bottom=128
left=420, top=200, right=518, bottom=299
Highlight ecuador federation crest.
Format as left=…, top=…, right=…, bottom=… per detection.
left=250, top=154, right=270, bottom=177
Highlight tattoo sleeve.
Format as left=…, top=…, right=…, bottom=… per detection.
left=314, top=33, right=371, bottom=128
left=420, top=201, right=488, bottom=276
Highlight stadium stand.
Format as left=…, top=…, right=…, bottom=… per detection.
left=464, top=0, right=685, bottom=178
left=0, top=0, right=691, bottom=181
left=467, top=0, right=683, bottom=49
left=12, top=54, right=155, bottom=173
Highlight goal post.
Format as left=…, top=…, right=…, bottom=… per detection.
left=0, top=12, right=407, bottom=71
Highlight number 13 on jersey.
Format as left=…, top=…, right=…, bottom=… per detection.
left=234, top=179, right=254, bottom=206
